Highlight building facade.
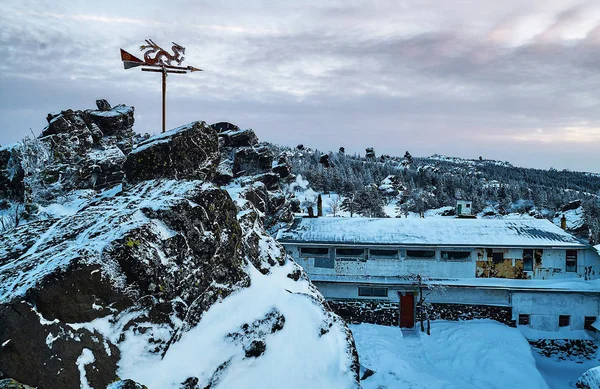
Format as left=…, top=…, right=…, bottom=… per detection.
left=277, top=217, right=600, bottom=332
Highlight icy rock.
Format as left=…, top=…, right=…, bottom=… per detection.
left=220, top=128, right=259, bottom=148
left=233, top=145, right=273, bottom=176
left=577, top=366, right=600, bottom=389
left=107, top=379, right=148, bottom=389
left=211, top=121, right=240, bottom=133
left=365, top=147, right=376, bottom=159
left=319, top=154, right=331, bottom=168
left=124, top=121, right=219, bottom=185
left=95, top=99, right=112, bottom=111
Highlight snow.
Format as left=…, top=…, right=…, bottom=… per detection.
left=350, top=320, right=548, bottom=389
left=76, top=348, right=95, bottom=389
left=278, top=217, right=586, bottom=248
left=116, top=263, right=357, bottom=389
left=553, top=206, right=585, bottom=231
left=532, top=346, right=600, bottom=389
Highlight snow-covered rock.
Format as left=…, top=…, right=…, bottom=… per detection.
left=0, top=105, right=359, bottom=389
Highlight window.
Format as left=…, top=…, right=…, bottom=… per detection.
left=300, top=247, right=329, bottom=257
left=369, top=249, right=399, bottom=258
left=466, top=203, right=471, bottom=208
left=336, top=248, right=365, bottom=257
left=566, top=250, right=577, bottom=272
left=492, top=252, right=504, bottom=264
left=406, top=250, right=436, bottom=259
left=358, top=286, right=388, bottom=297
left=518, top=314, right=530, bottom=326
left=559, top=315, right=570, bottom=327
left=585, top=316, right=597, bottom=332
left=522, top=249, right=534, bottom=272
left=441, top=251, right=471, bottom=261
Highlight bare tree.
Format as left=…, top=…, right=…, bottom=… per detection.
left=328, top=195, right=341, bottom=217
left=408, top=274, right=447, bottom=335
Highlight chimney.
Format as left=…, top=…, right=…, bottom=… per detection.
left=561, top=214, right=567, bottom=230
left=308, top=206, right=315, bottom=218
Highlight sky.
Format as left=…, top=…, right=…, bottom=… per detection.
left=2, top=1, right=600, bottom=172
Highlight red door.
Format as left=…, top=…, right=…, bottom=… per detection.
left=400, top=293, right=415, bottom=328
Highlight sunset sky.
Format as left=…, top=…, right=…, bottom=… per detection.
left=2, top=0, right=600, bottom=172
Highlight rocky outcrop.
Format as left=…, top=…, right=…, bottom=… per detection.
left=0, top=107, right=359, bottom=389
left=124, top=121, right=219, bottom=185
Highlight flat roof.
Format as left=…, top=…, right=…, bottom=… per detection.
left=276, top=217, right=587, bottom=248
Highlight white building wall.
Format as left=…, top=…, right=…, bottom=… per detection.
left=512, top=292, right=600, bottom=331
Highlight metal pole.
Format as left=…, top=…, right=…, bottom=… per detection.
left=162, top=66, right=166, bottom=133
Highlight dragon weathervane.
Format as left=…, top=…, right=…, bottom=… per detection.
left=120, top=39, right=202, bottom=133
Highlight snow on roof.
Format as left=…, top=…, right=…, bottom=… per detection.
left=277, top=217, right=586, bottom=248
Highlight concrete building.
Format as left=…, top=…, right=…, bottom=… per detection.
left=276, top=217, right=600, bottom=332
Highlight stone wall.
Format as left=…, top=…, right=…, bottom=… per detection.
left=420, top=303, right=514, bottom=327
left=328, top=300, right=399, bottom=326
left=530, top=339, right=598, bottom=361
left=328, top=300, right=513, bottom=327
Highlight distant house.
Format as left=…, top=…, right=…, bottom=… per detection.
left=276, top=217, right=600, bottom=332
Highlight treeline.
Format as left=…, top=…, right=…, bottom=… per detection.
left=268, top=144, right=600, bottom=244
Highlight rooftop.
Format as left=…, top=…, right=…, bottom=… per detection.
left=276, top=217, right=587, bottom=248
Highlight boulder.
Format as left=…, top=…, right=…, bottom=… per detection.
left=124, top=121, right=219, bottom=185
left=220, top=128, right=259, bottom=148
left=95, top=99, right=112, bottom=111
left=233, top=145, right=273, bottom=176
left=577, top=366, right=600, bottom=388
left=365, top=147, right=375, bottom=159
left=319, top=154, right=331, bottom=168
left=211, top=121, right=240, bottom=133
left=0, top=378, right=36, bottom=388
left=87, top=104, right=135, bottom=137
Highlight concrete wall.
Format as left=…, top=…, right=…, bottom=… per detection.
left=512, top=291, right=600, bottom=331
left=285, top=243, right=600, bottom=281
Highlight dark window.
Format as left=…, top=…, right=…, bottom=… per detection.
left=492, top=252, right=504, bottom=264
left=559, top=315, right=570, bottom=327
left=585, top=316, right=597, bottom=332
left=523, top=249, right=534, bottom=272
left=466, top=203, right=471, bottom=208
left=358, top=287, right=388, bottom=297
left=300, top=247, right=329, bottom=257
left=336, top=248, right=365, bottom=257
left=337, top=257, right=358, bottom=262
left=314, top=257, right=334, bottom=268
left=370, top=249, right=399, bottom=257
left=441, top=251, right=471, bottom=260
left=518, top=314, right=530, bottom=326
left=566, top=250, right=577, bottom=272
left=406, top=250, right=436, bottom=259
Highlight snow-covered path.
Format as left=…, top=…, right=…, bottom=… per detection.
left=350, top=320, right=549, bottom=389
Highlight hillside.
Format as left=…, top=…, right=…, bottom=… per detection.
left=268, top=144, right=600, bottom=244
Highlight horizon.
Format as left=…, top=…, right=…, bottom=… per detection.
left=2, top=0, right=600, bottom=173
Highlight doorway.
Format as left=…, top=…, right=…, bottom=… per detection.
left=399, top=292, right=415, bottom=328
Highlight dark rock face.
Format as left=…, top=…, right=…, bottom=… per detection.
left=319, top=154, right=331, bottom=168
left=232, top=145, right=273, bottom=176
left=211, top=121, right=240, bottom=133
left=365, top=147, right=375, bottom=159
left=96, top=99, right=112, bottom=111
left=220, top=128, right=259, bottom=148
left=124, top=121, right=219, bottom=185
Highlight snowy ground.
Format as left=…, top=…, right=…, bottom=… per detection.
left=350, top=320, right=551, bottom=389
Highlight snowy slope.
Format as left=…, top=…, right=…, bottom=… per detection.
left=351, top=320, right=548, bottom=389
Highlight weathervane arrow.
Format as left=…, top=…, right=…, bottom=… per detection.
left=119, top=39, right=203, bottom=133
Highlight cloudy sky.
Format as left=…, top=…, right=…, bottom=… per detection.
left=2, top=1, right=600, bottom=172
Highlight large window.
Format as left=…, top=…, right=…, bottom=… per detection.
left=441, top=251, right=471, bottom=261
left=566, top=250, right=577, bottom=272
left=369, top=249, right=399, bottom=258
left=522, top=249, right=534, bottom=272
left=300, top=247, right=329, bottom=257
left=358, top=286, right=388, bottom=297
left=406, top=250, right=436, bottom=259
left=336, top=248, right=365, bottom=257
left=559, top=315, right=570, bottom=327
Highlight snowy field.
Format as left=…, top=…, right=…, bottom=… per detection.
left=350, top=320, right=598, bottom=389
